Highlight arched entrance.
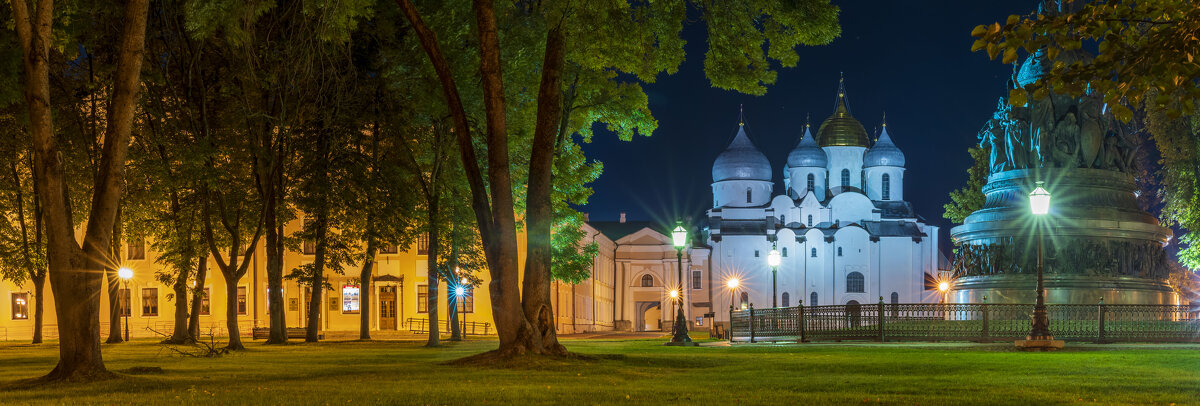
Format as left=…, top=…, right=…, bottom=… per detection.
left=634, top=301, right=662, bottom=332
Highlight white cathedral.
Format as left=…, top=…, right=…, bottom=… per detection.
left=705, top=80, right=945, bottom=314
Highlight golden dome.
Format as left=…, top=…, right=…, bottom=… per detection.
left=817, top=78, right=870, bottom=148
left=817, top=94, right=870, bottom=147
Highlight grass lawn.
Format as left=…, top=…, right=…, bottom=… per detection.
left=1, top=335, right=1198, bottom=405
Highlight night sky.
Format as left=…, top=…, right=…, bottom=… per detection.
left=580, top=1, right=1030, bottom=252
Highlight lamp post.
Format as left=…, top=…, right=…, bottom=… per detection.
left=1028, top=181, right=1053, bottom=341
left=937, top=281, right=950, bottom=304
left=767, top=245, right=781, bottom=307
left=726, top=278, right=739, bottom=311
left=455, top=283, right=466, bottom=337
left=118, top=267, right=133, bottom=342
left=668, top=222, right=693, bottom=345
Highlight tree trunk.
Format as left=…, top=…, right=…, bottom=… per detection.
left=520, top=24, right=568, bottom=355
left=224, top=276, right=245, bottom=351
left=33, top=275, right=45, bottom=344
left=105, top=207, right=123, bottom=344
left=426, top=196, right=440, bottom=347
left=306, top=210, right=329, bottom=343
left=449, top=233, right=461, bottom=341
left=264, top=144, right=287, bottom=344
left=359, top=239, right=377, bottom=340
left=448, top=293, right=460, bottom=341
left=165, top=261, right=192, bottom=343
left=188, top=258, right=208, bottom=339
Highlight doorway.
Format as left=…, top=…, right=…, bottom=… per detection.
left=380, top=286, right=397, bottom=330
left=634, top=301, right=662, bottom=332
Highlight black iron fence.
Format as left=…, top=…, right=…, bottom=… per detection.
left=730, top=300, right=1199, bottom=343
left=405, top=317, right=492, bottom=336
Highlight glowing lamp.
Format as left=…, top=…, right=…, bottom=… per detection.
left=455, top=286, right=466, bottom=297
left=669, top=289, right=679, bottom=299
left=118, top=267, right=133, bottom=280
left=1029, top=181, right=1051, bottom=215
left=767, top=248, right=781, bottom=268
left=671, top=223, right=687, bottom=249
left=726, top=278, right=739, bottom=289
left=938, top=281, right=950, bottom=293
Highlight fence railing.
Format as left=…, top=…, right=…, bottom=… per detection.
left=405, top=318, right=492, bottom=336
left=730, top=300, right=1200, bottom=344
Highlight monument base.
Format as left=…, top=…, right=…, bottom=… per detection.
left=1014, top=338, right=1065, bottom=351
left=663, top=341, right=700, bottom=347
left=949, top=275, right=1179, bottom=305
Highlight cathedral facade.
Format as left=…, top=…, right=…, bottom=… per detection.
left=706, top=80, right=945, bottom=319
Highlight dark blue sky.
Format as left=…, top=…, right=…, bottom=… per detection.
left=580, top=0, right=1029, bottom=249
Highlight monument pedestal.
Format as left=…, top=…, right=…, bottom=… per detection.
left=1014, top=338, right=1065, bottom=351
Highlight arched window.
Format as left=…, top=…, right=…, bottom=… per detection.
left=780, top=215, right=786, bottom=225
left=745, top=188, right=752, bottom=203
left=810, top=247, right=817, bottom=257
left=740, top=292, right=749, bottom=308
left=640, top=274, right=654, bottom=287
left=807, top=215, right=813, bottom=227
left=782, top=292, right=790, bottom=307
left=890, top=292, right=899, bottom=304
left=782, top=247, right=788, bottom=257
left=841, top=169, right=850, bottom=187
left=837, top=246, right=843, bottom=256
left=806, top=173, right=815, bottom=191
left=882, top=173, right=891, bottom=200
left=846, top=272, right=865, bottom=293
left=810, top=292, right=818, bottom=306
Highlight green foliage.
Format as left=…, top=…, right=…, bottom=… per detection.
left=942, top=147, right=989, bottom=224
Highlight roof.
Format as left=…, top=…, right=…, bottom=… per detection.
left=588, top=221, right=658, bottom=241
left=817, top=77, right=870, bottom=148
left=712, top=124, right=772, bottom=182
left=787, top=125, right=828, bottom=168
left=861, top=221, right=927, bottom=238
left=874, top=200, right=916, bottom=219
left=864, top=123, right=905, bottom=167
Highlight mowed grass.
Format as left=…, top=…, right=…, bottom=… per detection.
left=1, top=335, right=1198, bottom=405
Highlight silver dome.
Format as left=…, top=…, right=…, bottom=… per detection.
left=864, top=125, right=905, bottom=167
left=712, top=125, right=771, bottom=182
left=787, top=126, right=827, bottom=168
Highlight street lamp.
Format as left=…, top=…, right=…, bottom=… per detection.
left=668, top=221, right=693, bottom=345
left=937, top=281, right=950, bottom=304
left=118, top=267, right=133, bottom=342
left=725, top=278, right=740, bottom=311
left=1027, top=181, right=1055, bottom=344
left=454, top=283, right=467, bottom=337
left=767, top=245, right=781, bottom=307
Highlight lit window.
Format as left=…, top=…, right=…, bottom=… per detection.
left=200, top=287, right=210, bottom=316
left=237, top=286, right=247, bottom=315
left=641, top=274, right=654, bottom=287
left=846, top=272, right=865, bottom=293
left=882, top=174, right=891, bottom=200
left=142, top=288, right=158, bottom=316
left=807, top=174, right=815, bottom=191
left=11, top=293, right=29, bottom=320
left=841, top=169, right=850, bottom=187
left=417, top=284, right=429, bottom=313
left=342, top=285, right=360, bottom=314
left=455, top=288, right=474, bottom=313
left=811, top=248, right=817, bottom=257
left=692, top=270, right=702, bottom=290
left=128, top=237, right=145, bottom=260
left=379, top=244, right=398, bottom=254
left=416, top=233, right=429, bottom=256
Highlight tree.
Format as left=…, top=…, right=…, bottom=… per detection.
left=971, top=0, right=1200, bottom=270
left=11, top=0, right=149, bottom=380
left=0, top=112, right=48, bottom=344
left=397, top=0, right=840, bottom=356
left=943, top=146, right=990, bottom=224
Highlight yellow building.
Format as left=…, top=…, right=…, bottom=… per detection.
left=1, top=215, right=708, bottom=342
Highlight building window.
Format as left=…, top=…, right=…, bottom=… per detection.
left=745, top=188, right=752, bottom=203
left=456, top=289, right=474, bottom=313
left=302, top=219, right=316, bottom=255
left=807, top=173, right=815, bottom=191
left=692, top=270, right=702, bottom=290
left=891, top=292, right=899, bottom=304
left=782, top=292, right=790, bottom=307
left=200, top=288, right=210, bottom=316
left=118, top=288, right=131, bottom=317
left=417, top=284, right=429, bottom=313
left=882, top=174, right=891, bottom=200
left=810, top=292, right=818, bottom=306
left=142, top=288, right=159, bottom=316
left=838, top=247, right=843, bottom=256
left=846, top=272, right=865, bottom=293
left=379, top=244, right=398, bottom=254
left=782, top=247, right=788, bottom=257
left=811, top=248, right=817, bottom=257
left=841, top=169, right=850, bottom=187
left=780, top=215, right=785, bottom=225
left=342, top=285, right=360, bottom=314
left=11, top=293, right=29, bottom=320
left=739, top=292, right=749, bottom=308
left=128, top=236, right=145, bottom=260
left=807, top=215, right=813, bottom=227
left=416, top=233, right=429, bottom=256
left=754, top=250, right=760, bottom=258
left=237, top=286, right=247, bottom=315
left=641, top=274, right=654, bottom=287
